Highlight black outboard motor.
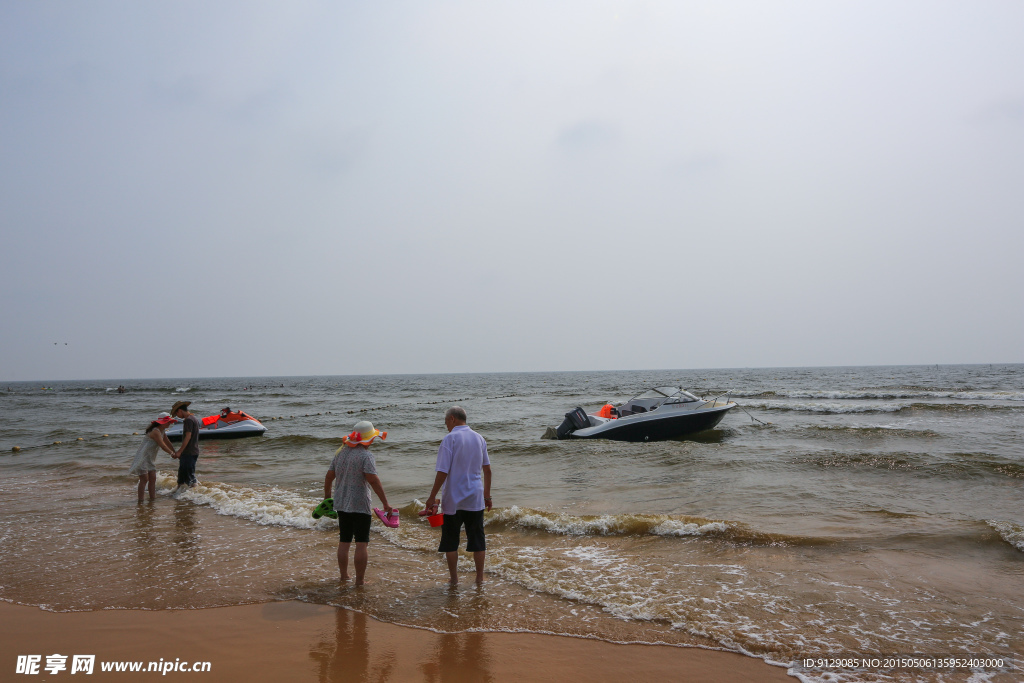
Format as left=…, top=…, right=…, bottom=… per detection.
left=555, top=406, right=590, bottom=439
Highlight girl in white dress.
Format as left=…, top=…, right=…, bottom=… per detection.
left=129, top=412, right=176, bottom=501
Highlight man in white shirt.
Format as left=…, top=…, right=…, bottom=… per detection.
left=425, top=406, right=492, bottom=585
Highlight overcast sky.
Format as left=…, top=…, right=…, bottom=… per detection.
left=2, top=1, right=1022, bottom=381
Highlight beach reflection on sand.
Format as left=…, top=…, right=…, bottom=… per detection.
left=421, top=632, right=492, bottom=683
left=309, top=606, right=494, bottom=683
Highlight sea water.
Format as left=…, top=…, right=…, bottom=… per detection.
left=1, top=365, right=1022, bottom=682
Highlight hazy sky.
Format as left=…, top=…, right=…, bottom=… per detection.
left=2, top=1, right=1022, bottom=381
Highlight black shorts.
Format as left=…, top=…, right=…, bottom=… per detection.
left=438, top=509, right=486, bottom=553
left=337, top=512, right=372, bottom=544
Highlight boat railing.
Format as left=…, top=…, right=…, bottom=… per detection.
left=704, top=390, right=732, bottom=408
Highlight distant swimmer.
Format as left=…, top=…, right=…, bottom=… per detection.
left=170, top=401, right=200, bottom=493
left=129, top=413, right=177, bottom=502
left=323, top=421, right=393, bottom=586
left=423, top=406, right=492, bottom=586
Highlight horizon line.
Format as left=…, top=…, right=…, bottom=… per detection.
left=4, top=361, right=1021, bottom=385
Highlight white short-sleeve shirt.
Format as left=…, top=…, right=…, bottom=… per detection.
left=436, top=425, right=490, bottom=514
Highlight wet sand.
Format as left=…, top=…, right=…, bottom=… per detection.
left=0, top=601, right=793, bottom=681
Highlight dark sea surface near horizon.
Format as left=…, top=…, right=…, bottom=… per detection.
left=2, top=365, right=1023, bottom=682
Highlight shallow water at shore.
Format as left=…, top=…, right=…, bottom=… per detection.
left=2, top=365, right=1022, bottom=682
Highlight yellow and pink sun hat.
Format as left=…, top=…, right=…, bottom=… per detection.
left=337, top=420, right=387, bottom=451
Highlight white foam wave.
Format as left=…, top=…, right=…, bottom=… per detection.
left=987, top=520, right=1024, bottom=552
left=488, top=505, right=728, bottom=537
left=958, top=391, right=1024, bottom=401
left=488, top=544, right=663, bottom=623
left=651, top=519, right=729, bottom=536
left=155, top=473, right=330, bottom=530
left=174, top=387, right=192, bottom=393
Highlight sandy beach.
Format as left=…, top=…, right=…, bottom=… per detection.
left=1, top=601, right=793, bottom=681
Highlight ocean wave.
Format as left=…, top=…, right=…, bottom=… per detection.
left=797, top=425, right=941, bottom=438
left=862, top=508, right=919, bottom=519
left=729, top=389, right=1024, bottom=401
left=796, top=451, right=922, bottom=471
left=898, top=402, right=1018, bottom=413
left=63, top=386, right=206, bottom=394
left=744, top=401, right=908, bottom=414
left=744, top=400, right=1017, bottom=415
left=144, top=484, right=841, bottom=550
left=954, top=457, right=1024, bottom=479
left=50, top=384, right=294, bottom=396
left=141, top=483, right=837, bottom=548
left=157, top=474, right=324, bottom=529
left=484, top=506, right=833, bottom=546
left=154, top=480, right=817, bottom=548
left=796, top=451, right=1024, bottom=481
left=987, top=521, right=1024, bottom=552
left=955, top=391, right=1024, bottom=401
left=262, top=434, right=345, bottom=449
left=487, top=505, right=729, bottom=537
left=153, top=475, right=428, bottom=533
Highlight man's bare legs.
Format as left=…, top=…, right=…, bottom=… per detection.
left=338, top=542, right=370, bottom=585
left=353, top=543, right=368, bottom=584
left=445, top=550, right=486, bottom=585
left=474, top=550, right=485, bottom=584
left=337, top=542, right=350, bottom=581
left=445, top=551, right=459, bottom=585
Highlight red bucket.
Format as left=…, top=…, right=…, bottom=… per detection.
left=428, top=513, right=444, bottom=527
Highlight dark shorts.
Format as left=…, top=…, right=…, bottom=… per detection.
left=438, top=509, right=486, bottom=553
left=176, top=456, right=198, bottom=487
left=338, top=512, right=372, bottom=544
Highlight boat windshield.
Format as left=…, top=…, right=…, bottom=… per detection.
left=632, top=387, right=675, bottom=400
left=663, top=390, right=700, bottom=404
left=626, top=387, right=702, bottom=405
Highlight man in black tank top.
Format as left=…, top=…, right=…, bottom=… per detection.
left=171, top=401, right=201, bottom=490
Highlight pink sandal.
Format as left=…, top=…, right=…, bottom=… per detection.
left=373, top=507, right=400, bottom=528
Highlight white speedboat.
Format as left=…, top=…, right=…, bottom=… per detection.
left=167, top=410, right=266, bottom=441
left=554, top=387, right=734, bottom=442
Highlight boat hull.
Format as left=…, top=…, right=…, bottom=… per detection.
left=166, top=420, right=266, bottom=441
left=569, top=405, right=732, bottom=442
